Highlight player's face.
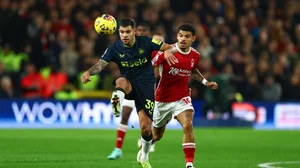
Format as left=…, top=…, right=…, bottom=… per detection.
left=137, top=26, right=150, bottom=36
left=119, top=26, right=136, bottom=46
left=176, top=30, right=195, bottom=51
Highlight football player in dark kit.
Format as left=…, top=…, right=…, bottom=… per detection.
left=81, top=18, right=177, bottom=168
left=107, top=22, right=154, bottom=160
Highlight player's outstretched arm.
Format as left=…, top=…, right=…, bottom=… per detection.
left=191, top=69, right=218, bottom=89
left=87, top=59, right=108, bottom=75
left=81, top=59, right=108, bottom=84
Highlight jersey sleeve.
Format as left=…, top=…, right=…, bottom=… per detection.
left=144, top=36, right=163, bottom=51
left=193, top=50, right=201, bottom=70
left=100, top=45, right=114, bottom=63
left=152, top=51, right=165, bottom=67
left=193, top=57, right=200, bottom=70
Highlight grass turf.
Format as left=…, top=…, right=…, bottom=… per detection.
left=0, top=128, right=299, bottom=168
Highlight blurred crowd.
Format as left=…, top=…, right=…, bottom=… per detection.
left=0, top=0, right=300, bottom=107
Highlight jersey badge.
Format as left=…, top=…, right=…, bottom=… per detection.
left=138, top=48, right=144, bottom=55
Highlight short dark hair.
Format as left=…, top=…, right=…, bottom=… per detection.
left=119, top=18, right=136, bottom=28
left=177, top=23, right=196, bottom=36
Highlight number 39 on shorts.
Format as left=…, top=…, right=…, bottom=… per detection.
left=145, top=99, right=154, bottom=115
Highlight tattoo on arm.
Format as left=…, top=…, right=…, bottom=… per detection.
left=191, top=69, right=205, bottom=82
left=88, top=59, right=108, bottom=75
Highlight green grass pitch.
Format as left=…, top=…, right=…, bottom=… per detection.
left=0, top=128, right=299, bottom=168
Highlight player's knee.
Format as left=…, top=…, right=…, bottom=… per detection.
left=115, top=77, right=128, bottom=87
left=140, top=126, right=152, bottom=136
left=115, top=77, right=126, bottom=84
left=115, top=77, right=131, bottom=93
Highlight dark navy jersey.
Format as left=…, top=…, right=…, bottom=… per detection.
left=101, top=36, right=163, bottom=86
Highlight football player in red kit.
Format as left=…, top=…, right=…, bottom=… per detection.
left=138, top=23, right=218, bottom=168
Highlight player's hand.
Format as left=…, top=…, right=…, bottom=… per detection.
left=81, top=71, right=91, bottom=84
left=164, top=50, right=178, bottom=66
left=206, top=81, right=218, bottom=89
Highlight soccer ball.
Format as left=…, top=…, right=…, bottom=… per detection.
left=94, top=14, right=117, bottom=35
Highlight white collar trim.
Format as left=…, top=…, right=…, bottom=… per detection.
left=175, top=43, right=191, bottom=55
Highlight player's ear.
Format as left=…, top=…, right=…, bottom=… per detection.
left=192, top=35, right=196, bottom=42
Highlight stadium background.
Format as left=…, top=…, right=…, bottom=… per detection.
left=0, top=0, right=300, bottom=168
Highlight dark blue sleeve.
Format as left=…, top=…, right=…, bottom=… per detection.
left=143, top=36, right=163, bottom=51
left=100, top=45, right=114, bottom=63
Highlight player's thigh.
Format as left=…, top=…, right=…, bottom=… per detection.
left=153, top=101, right=174, bottom=128
left=132, top=82, right=155, bottom=120
left=173, top=96, right=194, bottom=126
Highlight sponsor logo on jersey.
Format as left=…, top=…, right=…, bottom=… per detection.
left=168, top=67, right=191, bottom=76
left=121, top=57, right=148, bottom=67
left=119, top=53, right=125, bottom=58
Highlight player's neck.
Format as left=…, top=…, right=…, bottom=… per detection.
left=179, top=48, right=188, bottom=52
left=123, top=37, right=136, bottom=48
left=175, top=42, right=191, bottom=54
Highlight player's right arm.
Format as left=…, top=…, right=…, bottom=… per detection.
left=81, top=47, right=112, bottom=84
left=87, top=59, right=108, bottom=76
left=81, top=59, right=108, bottom=84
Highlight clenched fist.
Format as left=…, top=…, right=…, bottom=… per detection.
left=81, top=71, right=91, bottom=84
left=206, top=81, right=218, bottom=90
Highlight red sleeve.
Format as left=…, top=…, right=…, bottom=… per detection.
left=191, top=51, right=201, bottom=70
left=152, top=51, right=165, bottom=67
left=151, top=51, right=158, bottom=59
left=194, top=56, right=200, bottom=70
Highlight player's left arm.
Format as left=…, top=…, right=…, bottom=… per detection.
left=191, top=68, right=218, bottom=89
left=149, top=37, right=177, bottom=66
left=159, top=43, right=178, bottom=54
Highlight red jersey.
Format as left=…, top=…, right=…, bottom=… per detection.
left=152, top=51, right=159, bottom=59
left=152, top=44, right=200, bottom=102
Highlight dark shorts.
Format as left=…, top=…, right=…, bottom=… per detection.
left=113, top=77, right=154, bottom=120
